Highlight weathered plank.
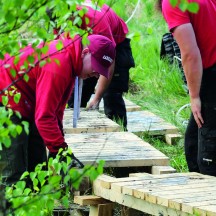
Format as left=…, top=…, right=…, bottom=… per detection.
left=127, top=111, right=178, bottom=135
left=93, top=173, right=216, bottom=216
left=63, top=109, right=121, bottom=133
left=98, top=97, right=141, bottom=112
left=65, top=132, right=169, bottom=168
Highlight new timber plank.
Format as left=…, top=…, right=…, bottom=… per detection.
left=93, top=173, right=216, bottom=216
left=63, top=109, right=121, bottom=133
left=65, top=132, right=169, bottom=167
left=127, top=111, right=178, bottom=135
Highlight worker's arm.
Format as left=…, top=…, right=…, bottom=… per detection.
left=86, top=60, right=115, bottom=109
left=173, top=23, right=204, bottom=128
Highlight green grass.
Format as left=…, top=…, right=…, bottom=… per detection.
left=105, top=0, right=191, bottom=172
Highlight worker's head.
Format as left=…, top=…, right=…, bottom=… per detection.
left=80, top=35, right=115, bottom=80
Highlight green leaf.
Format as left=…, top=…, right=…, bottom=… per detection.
left=170, top=0, right=178, bottom=7
left=14, top=56, right=20, bottom=65
left=22, top=121, right=29, bottom=134
left=23, top=74, right=29, bottom=82
left=5, top=11, right=15, bottom=24
left=27, top=55, right=35, bottom=64
left=61, top=195, right=69, bottom=208
left=38, top=171, right=48, bottom=186
left=2, top=96, right=8, bottom=106
left=30, top=172, right=37, bottom=181
left=14, top=92, right=21, bottom=104
left=2, top=136, right=11, bottom=148
left=73, top=16, right=82, bottom=26
left=187, top=2, right=199, bottom=13
left=48, top=175, right=61, bottom=186
left=16, top=125, right=22, bottom=135
left=41, top=46, right=49, bottom=54
left=10, top=69, right=16, bottom=77
left=20, top=171, right=29, bottom=180
left=54, top=58, right=60, bottom=66
left=179, top=2, right=188, bottom=12
left=46, top=199, right=54, bottom=211
left=39, top=60, right=47, bottom=67
left=0, top=52, right=4, bottom=59
left=56, top=41, right=63, bottom=51
left=23, top=188, right=32, bottom=196
left=16, top=181, right=26, bottom=191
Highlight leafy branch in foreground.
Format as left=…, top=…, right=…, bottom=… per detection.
left=4, top=149, right=104, bottom=216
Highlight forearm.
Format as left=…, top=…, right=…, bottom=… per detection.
left=94, top=61, right=115, bottom=100
left=182, top=50, right=203, bottom=99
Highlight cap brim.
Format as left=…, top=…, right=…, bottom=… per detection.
left=91, top=56, right=109, bottom=79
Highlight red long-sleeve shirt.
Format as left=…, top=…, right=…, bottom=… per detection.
left=77, top=4, right=128, bottom=46
left=0, top=34, right=83, bottom=153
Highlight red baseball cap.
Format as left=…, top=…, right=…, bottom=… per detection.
left=87, top=35, right=116, bottom=79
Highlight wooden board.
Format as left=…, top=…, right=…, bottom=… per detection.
left=98, top=97, right=141, bottom=112
left=65, top=132, right=169, bottom=167
left=93, top=173, right=216, bottom=216
left=63, top=109, right=121, bottom=133
left=127, top=111, right=178, bottom=135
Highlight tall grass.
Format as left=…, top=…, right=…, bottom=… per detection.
left=106, top=0, right=190, bottom=172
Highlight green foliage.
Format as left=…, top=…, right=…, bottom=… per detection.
left=0, top=107, right=28, bottom=151
left=5, top=149, right=103, bottom=216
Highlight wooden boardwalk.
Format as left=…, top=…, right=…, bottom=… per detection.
left=93, top=173, right=216, bottom=216
left=65, top=132, right=169, bottom=167
left=63, top=109, right=121, bottom=134
left=127, top=111, right=178, bottom=135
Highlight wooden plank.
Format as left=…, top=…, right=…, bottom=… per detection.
left=89, top=203, right=113, bottom=216
left=93, top=173, right=216, bottom=215
left=63, top=109, right=121, bottom=134
left=182, top=200, right=216, bottom=214
left=194, top=205, right=216, bottom=216
left=88, top=94, right=141, bottom=112
left=165, top=133, right=182, bottom=145
left=127, top=111, right=178, bottom=135
left=65, top=132, right=169, bottom=168
left=74, top=195, right=111, bottom=206
left=151, top=166, right=176, bottom=174
left=93, top=178, right=189, bottom=216
left=98, top=97, right=141, bottom=112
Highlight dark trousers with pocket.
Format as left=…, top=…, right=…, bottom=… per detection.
left=185, top=64, right=216, bottom=176
left=0, top=113, right=47, bottom=185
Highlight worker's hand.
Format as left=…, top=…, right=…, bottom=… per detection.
left=86, top=98, right=100, bottom=110
left=190, top=96, right=204, bottom=128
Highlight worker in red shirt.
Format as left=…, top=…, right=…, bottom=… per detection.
left=0, top=34, right=115, bottom=185
left=65, top=1, right=135, bottom=130
left=159, top=0, right=216, bottom=176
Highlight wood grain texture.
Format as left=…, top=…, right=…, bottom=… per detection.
left=93, top=173, right=216, bottom=215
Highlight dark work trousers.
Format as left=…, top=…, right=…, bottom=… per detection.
left=0, top=113, right=47, bottom=185
left=103, top=90, right=127, bottom=130
left=185, top=64, right=216, bottom=176
left=184, top=114, right=199, bottom=172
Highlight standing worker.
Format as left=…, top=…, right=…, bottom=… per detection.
left=65, top=1, right=135, bottom=130
left=0, top=34, right=115, bottom=185
left=158, top=0, right=216, bottom=176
